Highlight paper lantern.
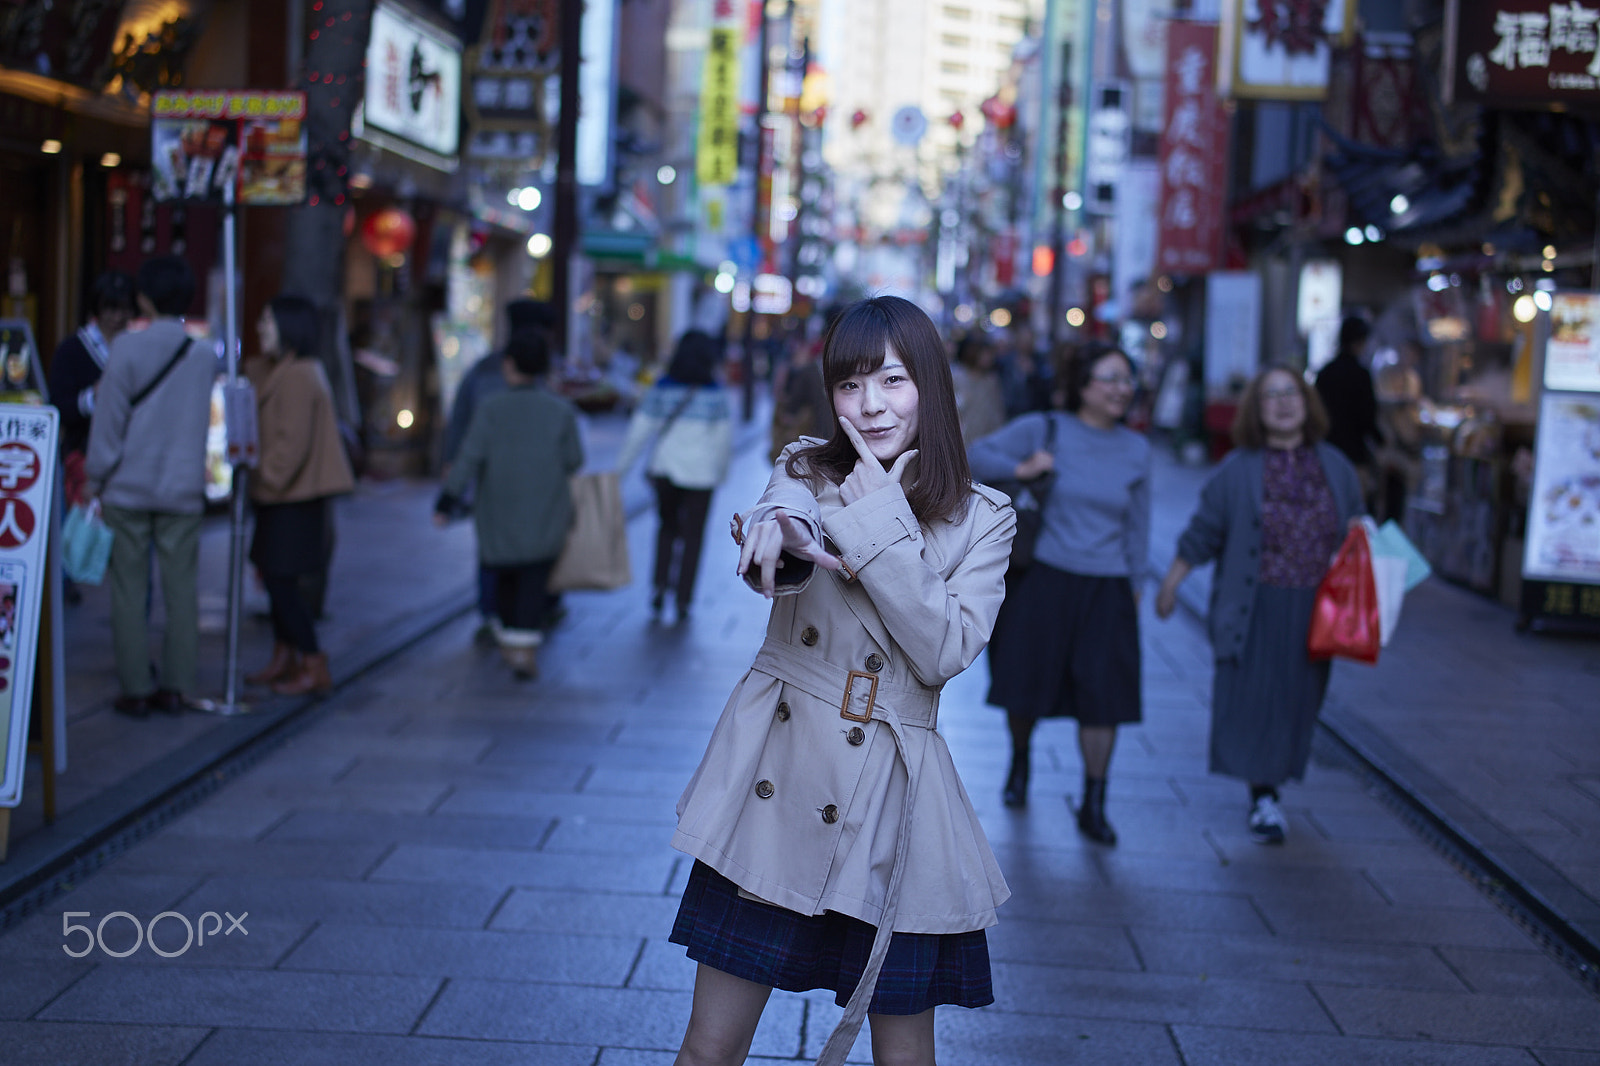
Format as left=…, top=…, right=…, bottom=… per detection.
left=360, top=208, right=416, bottom=259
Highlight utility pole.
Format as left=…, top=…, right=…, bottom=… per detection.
left=739, top=4, right=774, bottom=422
left=552, top=0, right=583, bottom=355
left=1047, top=39, right=1072, bottom=348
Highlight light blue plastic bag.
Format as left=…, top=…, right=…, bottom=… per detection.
left=1371, top=519, right=1431, bottom=591
left=62, top=503, right=114, bottom=585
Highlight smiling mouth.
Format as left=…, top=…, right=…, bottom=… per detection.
left=861, top=427, right=896, bottom=438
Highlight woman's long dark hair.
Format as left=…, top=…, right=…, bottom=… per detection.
left=784, top=295, right=971, bottom=524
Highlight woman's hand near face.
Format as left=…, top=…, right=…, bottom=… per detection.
left=837, top=417, right=918, bottom=506
left=737, top=511, right=841, bottom=598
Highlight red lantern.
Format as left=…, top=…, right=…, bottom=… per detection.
left=851, top=108, right=868, bottom=129
left=948, top=110, right=965, bottom=130
left=980, top=95, right=1016, bottom=129
left=360, top=208, right=417, bottom=258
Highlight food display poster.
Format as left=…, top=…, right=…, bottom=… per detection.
left=150, top=91, right=308, bottom=206
left=0, top=406, right=58, bottom=807
left=1546, top=292, right=1600, bottom=394
left=1523, top=393, right=1600, bottom=586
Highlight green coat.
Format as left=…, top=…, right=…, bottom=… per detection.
left=443, top=384, right=584, bottom=566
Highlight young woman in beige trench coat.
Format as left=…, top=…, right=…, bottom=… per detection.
left=668, top=297, right=1016, bottom=1066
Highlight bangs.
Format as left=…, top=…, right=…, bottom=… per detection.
left=821, top=303, right=893, bottom=388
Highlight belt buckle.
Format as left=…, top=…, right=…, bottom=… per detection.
left=841, top=670, right=878, bottom=723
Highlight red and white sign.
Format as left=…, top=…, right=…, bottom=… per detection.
left=1157, top=22, right=1231, bottom=275
left=0, top=404, right=57, bottom=807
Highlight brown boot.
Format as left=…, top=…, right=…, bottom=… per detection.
left=272, top=652, right=332, bottom=696
left=245, top=642, right=298, bottom=686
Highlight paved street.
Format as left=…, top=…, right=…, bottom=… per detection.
left=1, top=431, right=1598, bottom=1064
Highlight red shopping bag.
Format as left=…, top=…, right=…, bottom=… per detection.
left=1307, top=524, right=1381, bottom=665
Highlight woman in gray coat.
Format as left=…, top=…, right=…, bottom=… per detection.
left=1155, top=365, right=1363, bottom=845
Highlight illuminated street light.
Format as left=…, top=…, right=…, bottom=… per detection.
left=713, top=272, right=735, bottom=294
left=1364, top=225, right=1383, bottom=242
left=1150, top=321, right=1168, bottom=340
left=1062, top=191, right=1083, bottom=211
left=396, top=409, right=415, bottom=429
left=527, top=233, right=553, bottom=258
left=990, top=308, right=1012, bottom=327
left=1389, top=194, right=1409, bottom=214
left=1344, top=227, right=1365, bottom=246
left=1512, top=295, right=1537, bottom=323
left=657, top=165, right=677, bottom=185
left=517, top=187, right=542, bottom=211
left=1534, top=290, right=1553, bottom=312
left=1065, top=307, right=1086, bottom=328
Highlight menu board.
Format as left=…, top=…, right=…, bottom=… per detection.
left=1524, top=393, right=1600, bottom=583
left=1546, top=292, right=1600, bottom=393
left=151, top=91, right=308, bottom=205
left=0, top=406, right=58, bottom=807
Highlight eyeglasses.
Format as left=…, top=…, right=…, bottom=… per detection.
left=1261, top=386, right=1302, bottom=401
left=1089, top=374, right=1135, bottom=387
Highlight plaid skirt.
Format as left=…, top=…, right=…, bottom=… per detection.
left=669, top=860, right=994, bottom=1015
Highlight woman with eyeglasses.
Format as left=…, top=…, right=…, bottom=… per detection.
left=1154, top=365, right=1363, bottom=845
left=968, top=343, right=1151, bottom=844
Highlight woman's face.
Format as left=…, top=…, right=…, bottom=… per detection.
left=834, top=344, right=921, bottom=465
left=257, top=307, right=281, bottom=355
left=1079, top=353, right=1135, bottom=425
left=1258, top=370, right=1307, bottom=440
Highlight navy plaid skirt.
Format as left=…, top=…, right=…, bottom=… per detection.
left=669, top=860, right=993, bottom=1015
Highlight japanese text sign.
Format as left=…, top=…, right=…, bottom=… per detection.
left=1157, top=22, right=1230, bottom=275
left=0, top=405, right=57, bottom=807
left=1219, top=0, right=1353, bottom=99
left=150, top=91, right=308, bottom=205
left=697, top=25, right=743, bottom=187
left=1450, top=0, right=1600, bottom=105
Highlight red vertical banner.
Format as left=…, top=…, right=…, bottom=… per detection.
left=1157, top=22, right=1229, bottom=275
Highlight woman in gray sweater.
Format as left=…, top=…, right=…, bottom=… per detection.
left=969, top=344, right=1151, bottom=844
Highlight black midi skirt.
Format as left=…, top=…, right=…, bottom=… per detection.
left=669, top=861, right=993, bottom=1015
left=986, top=562, right=1142, bottom=724
left=250, top=497, right=331, bottom=578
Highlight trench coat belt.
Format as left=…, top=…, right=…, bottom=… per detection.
left=749, top=638, right=936, bottom=1066
left=749, top=641, right=940, bottom=729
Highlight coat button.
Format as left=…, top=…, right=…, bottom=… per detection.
left=776, top=702, right=791, bottom=721
left=755, top=780, right=775, bottom=799
left=821, top=804, right=839, bottom=824
left=864, top=653, right=884, bottom=673
left=847, top=726, right=865, bottom=746
left=801, top=626, right=819, bottom=646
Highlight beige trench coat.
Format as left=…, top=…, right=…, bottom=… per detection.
left=672, top=443, right=1016, bottom=937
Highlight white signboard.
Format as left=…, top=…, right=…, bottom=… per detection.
left=0, top=405, right=58, bottom=807
left=364, top=2, right=462, bottom=158
left=1524, top=393, right=1600, bottom=582
left=1203, top=271, right=1262, bottom=394
left=1546, top=292, right=1600, bottom=393
left=577, top=0, right=619, bottom=189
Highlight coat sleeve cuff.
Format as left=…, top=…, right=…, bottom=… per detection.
left=738, top=503, right=823, bottom=596
left=821, top=484, right=919, bottom=573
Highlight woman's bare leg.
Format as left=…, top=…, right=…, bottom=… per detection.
left=674, top=963, right=773, bottom=1066
left=867, top=1008, right=936, bottom=1066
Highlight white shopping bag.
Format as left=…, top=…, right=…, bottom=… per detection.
left=1361, top=518, right=1415, bottom=647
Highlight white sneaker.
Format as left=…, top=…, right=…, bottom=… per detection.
left=1249, top=795, right=1287, bottom=845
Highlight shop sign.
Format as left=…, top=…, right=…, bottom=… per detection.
left=577, top=0, right=619, bottom=190
left=1546, top=291, right=1600, bottom=392
left=1523, top=393, right=1600, bottom=582
left=697, top=23, right=743, bottom=187
left=1217, top=0, right=1355, bottom=100
left=1203, top=272, right=1262, bottom=394
left=364, top=1, right=462, bottom=158
left=1447, top=0, right=1600, bottom=105
left=1156, top=22, right=1229, bottom=275
left=465, top=0, right=557, bottom=166
left=0, top=405, right=57, bottom=807
left=149, top=91, right=307, bottom=205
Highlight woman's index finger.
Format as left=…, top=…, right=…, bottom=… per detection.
left=837, top=417, right=884, bottom=470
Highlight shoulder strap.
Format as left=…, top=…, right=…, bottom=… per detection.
left=129, top=337, right=195, bottom=409
left=659, top=386, right=697, bottom=434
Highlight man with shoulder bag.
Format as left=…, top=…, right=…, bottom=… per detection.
left=85, top=255, right=218, bottom=717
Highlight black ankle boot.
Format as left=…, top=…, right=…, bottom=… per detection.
left=1076, top=777, right=1117, bottom=845
left=1002, top=758, right=1029, bottom=808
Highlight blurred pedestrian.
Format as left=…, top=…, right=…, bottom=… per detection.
left=443, top=298, right=558, bottom=644
left=85, top=255, right=216, bottom=717
left=615, top=330, right=733, bottom=623
left=669, top=296, right=1014, bottom=1066
left=995, top=327, right=1051, bottom=418
left=1154, top=365, right=1364, bottom=844
left=769, top=331, right=833, bottom=463
left=1315, top=316, right=1378, bottom=491
left=968, top=343, right=1150, bottom=843
left=243, top=295, right=356, bottom=696
left=951, top=332, right=1007, bottom=445
left=434, top=328, right=583, bottom=679
left=50, top=270, right=138, bottom=507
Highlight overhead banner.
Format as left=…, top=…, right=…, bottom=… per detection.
left=0, top=405, right=58, bottom=807
left=1156, top=22, right=1229, bottom=275
left=364, top=1, right=463, bottom=158
left=150, top=91, right=308, bottom=205
left=697, top=23, right=743, bottom=187
left=1217, top=0, right=1355, bottom=99
left=1448, top=0, right=1600, bottom=105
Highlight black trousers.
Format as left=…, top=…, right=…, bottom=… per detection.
left=263, top=573, right=319, bottom=654
left=651, top=477, right=713, bottom=608
left=493, top=560, right=555, bottom=633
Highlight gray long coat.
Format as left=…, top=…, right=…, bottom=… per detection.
left=673, top=443, right=1015, bottom=935
left=1176, top=443, right=1364, bottom=660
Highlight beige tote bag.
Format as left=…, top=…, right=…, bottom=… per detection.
left=549, top=471, right=632, bottom=592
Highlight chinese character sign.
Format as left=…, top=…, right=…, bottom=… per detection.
left=1221, top=0, right=1352, bottom=99
left=1157, top=22, right=1230, bottom=275
left=697, top=25, right=743, bottom=187
left=1455, top=0, right=1600, bottom=104
left=0, top=405, right=57, bottom=807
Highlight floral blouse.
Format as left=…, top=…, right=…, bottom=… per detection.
left=1260, top=446, right=1342, bottom=588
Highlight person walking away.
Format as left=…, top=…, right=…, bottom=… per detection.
left=968, top=343, right=1150, bottom=843
left=1154, top=365, right=1364, bottom=844
left=442, top=298, right=558, bottom=644
left=434, top=328, right=582, bottom=679
left=84, top=255, right=216, bottom=717
left=769, top=330, right=834, bottom=463
left=1315, top=315, right=1379, bottom=501
left=669, top=296, right=1014, bottom=1066
left=615, top=331, right=733, bottom=623
left=243, top=295, right=357, bottom=696
left=950, top=333, right=1007, bottom=445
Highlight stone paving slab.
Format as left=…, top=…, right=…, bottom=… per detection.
left=1168, top=1026, right=1543, bottom=1066
left=187, top=1029, right=598, bottom=1066
left=0, top=1021, right=209, bottom=1066
left=279, top=922, right=641, bottom=984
